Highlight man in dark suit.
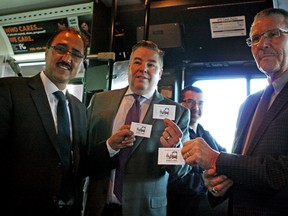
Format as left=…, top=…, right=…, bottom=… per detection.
left=84, top=40, right=191, bottom=216
left=0, top=27, right=89, bottom=216
left=177, top=8, right=288, bottom=215
left=167, top=86, right=226, bottom=216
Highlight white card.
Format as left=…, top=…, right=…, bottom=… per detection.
left=130, top=122, right=152, bottom=138
left=158, top=148, right=185, bottom=165
left=153, top=104, right=176, bottom=120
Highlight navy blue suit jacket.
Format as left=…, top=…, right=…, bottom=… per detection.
left=210, top=82, right=288, bottom=215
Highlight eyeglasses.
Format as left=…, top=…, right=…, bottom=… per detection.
left=182, top=99, right=204, bottom=107
left=49, top=44, right=85, bottom=60
left=246, top=28, right=288, bottom=47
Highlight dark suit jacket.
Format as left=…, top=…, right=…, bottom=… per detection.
left=0, top=73, right=88, bottom=216
left=84, top=87, right=191, bottom=216
left=209, top=82, right=288, bottom=215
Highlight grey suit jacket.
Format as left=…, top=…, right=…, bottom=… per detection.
left=209, top=82, right=288, bottom=215
left=85, top=87, right=190, bottom=216
left=0, top=73, right=88, bottom=216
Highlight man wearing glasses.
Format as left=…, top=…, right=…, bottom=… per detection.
left=166, top=8, right=288, bottom=215
left=167, top=86, right=226, bottom=216
left=0, top=27, right=89, bottom=216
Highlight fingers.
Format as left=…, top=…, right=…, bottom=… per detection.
left=160, top=128, right=181, bottom=147
left=203, top=169, right=234, bottom=197
left=163, top=118, right=183, bottom=138
left=209, top=178, right=233, bottom=197
left=181, top=138, right=219, bottom=170
left=160, top=118, right=183, bottom=147
left=108, top=128, right=136, bottom=150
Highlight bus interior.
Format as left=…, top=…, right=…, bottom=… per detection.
left=1, top=0, right=288, bottom=152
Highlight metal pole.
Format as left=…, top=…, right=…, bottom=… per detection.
left=143, top=0, right=151, bottom=40
left=107, top=0, right=117, bottom=90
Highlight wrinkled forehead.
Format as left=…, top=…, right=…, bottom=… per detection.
left=250, top=14, right=286, bottom=36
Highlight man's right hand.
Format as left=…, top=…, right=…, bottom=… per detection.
left=107, top=125, right=136, bottom=150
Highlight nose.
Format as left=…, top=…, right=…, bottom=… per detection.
left=61, top=51, right=72, bottom=63
left=139, top=63, right=148, bottom=73
left=257, top=35, right=270, bottom=48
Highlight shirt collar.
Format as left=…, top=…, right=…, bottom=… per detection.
left=272, top=72, right=288, bottom=95
left=125, top=86, right=154, bottom=100
left=40, top=71, right=68, bottom=95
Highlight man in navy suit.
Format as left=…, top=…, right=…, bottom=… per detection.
left=174, top=8, right=288, bottom=215
left=0, top=27, right=89, bottom=216
left=167, top=86, right=226, bottom=216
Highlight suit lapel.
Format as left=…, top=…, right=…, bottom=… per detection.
left=234, top=92, right=261, bottom=153
left=246, top=83, right=288, bottom=154
left=29, top=74, right=60, bottom=156
left=110, top=88, right=127, bottom=133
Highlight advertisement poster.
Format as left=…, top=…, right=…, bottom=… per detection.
left=3, top=14, right=92, bottom=54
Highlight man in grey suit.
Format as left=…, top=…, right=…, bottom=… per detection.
left=171, top=8, right=288, bottom=216
left=84, top=40, right=190, bottom=216
left=0, top=28, right=89, bottom=216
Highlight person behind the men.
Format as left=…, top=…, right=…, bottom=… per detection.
left=80, top=21, right=91, bottom=47
left=167, top=86, right=226, bottom=216
left=0, top=27, right=89, bottom=216
left=171, top=8, right=288, bottom=215
left=83, top=40, right=191, bottom=216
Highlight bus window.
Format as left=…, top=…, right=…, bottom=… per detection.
left=193, top=78, right=267, bottom=152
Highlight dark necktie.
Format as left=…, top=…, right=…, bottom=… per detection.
left=53, top=91, right=73, bottom=202
left=242, top=84, right=274, bottom=154
left=114, top=94, right=141, bottom=202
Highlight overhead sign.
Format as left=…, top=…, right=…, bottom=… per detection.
left=3, top=14, right=92, bottom=55
left=210, top=15, right=246, bottom=38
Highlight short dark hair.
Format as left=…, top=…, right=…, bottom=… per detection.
left=180, top=86, right=203, bottom=102
left=46, top=27, right=88, bottom=56
left=254, top=8, right=288, bottom=28
left=130, top=40, right=165, bottom=67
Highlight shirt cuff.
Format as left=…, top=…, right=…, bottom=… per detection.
left=106, top=140, right=120, bottom=157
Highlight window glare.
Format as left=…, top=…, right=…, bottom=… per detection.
left=193, top=78, right=266, bottom=153
left=250, top=78, right=268, bottom=94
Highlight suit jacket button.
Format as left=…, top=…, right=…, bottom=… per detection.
left=52, top=196, right=58, bottom=203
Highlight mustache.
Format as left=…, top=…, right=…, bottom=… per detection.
left=56, top=61, right=72, bottom=71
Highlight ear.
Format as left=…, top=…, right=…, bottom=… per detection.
left=159, top=68, right=163, bottom=79
left=45, top=47, right=49, bottom=58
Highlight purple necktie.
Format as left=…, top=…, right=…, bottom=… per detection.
left=114, top=94, right=141, bottom=202
left=242, top=84, right=274, bottom=154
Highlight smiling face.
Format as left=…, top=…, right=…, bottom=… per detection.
left=128, top=46, right=163, bottom=95
left=181, top=90, right=204, bottom=126
left=250, top=14, right=288, bottom=81
left=44, top=30, right=85, bottom=89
